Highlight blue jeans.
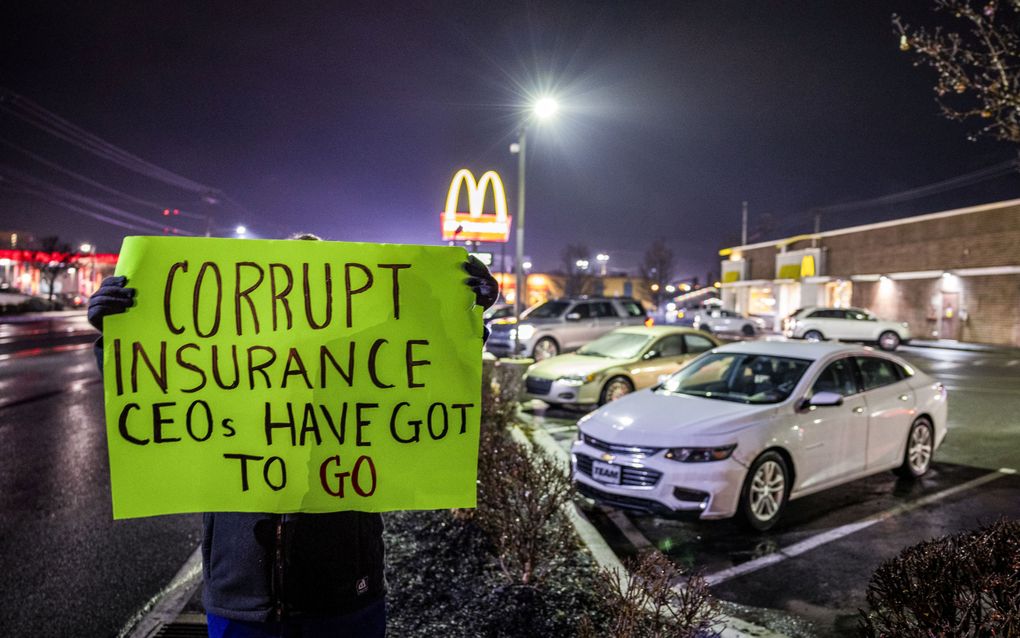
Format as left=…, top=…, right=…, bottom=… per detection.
left=207, top=598, right=386, bottom=638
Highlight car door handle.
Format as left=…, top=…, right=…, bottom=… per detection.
left=852, top=406, right=865, bottom=414
left=898, top=394, right=910, bottom=401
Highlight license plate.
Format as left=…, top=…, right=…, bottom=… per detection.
left=591, top=460, right=621, bottom=484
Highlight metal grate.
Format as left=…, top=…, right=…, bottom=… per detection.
left=581, top=433, right=661, bottom=456
left=525, top=377, right=553, bottom=395
left=575, top=454, right=662, bottom=487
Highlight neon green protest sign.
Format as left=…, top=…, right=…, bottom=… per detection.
left=103, top=236, right=482, bottom=519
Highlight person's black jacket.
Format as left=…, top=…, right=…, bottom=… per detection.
left=202, top=511, right=385, bottom=621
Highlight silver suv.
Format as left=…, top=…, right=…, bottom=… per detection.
left=485, top=297, right=648, bottom=360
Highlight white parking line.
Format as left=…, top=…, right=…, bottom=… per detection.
left=542, top=424, right=578, bottom=435
left=1007, top=360, right=1019, bottom=367
left=704, top=469, right=1011, bottom=587
left=602, top=506, right=654, bottom=550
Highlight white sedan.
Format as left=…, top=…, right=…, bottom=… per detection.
left=571, top=340, right=947, bottom=530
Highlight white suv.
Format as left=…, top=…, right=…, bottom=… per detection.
left=784, top=307, right=910, bottom=351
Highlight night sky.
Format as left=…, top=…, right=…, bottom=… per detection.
left=2, top=1, right=1018, bottom=279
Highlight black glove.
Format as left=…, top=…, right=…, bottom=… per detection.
left=463, top=255, right=499, bottom=310
left=87, top=276, right=136, bottom=331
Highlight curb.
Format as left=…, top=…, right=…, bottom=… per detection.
left=525, top=425, right=792, bottom=638
left=902, top=340, right=1020, bottom=355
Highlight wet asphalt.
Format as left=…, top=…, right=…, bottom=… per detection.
left=524, top=343, right=1020, bottom=637
left=1, top=314, right=1018, bottom=637
left=0, top=316, right=202, bottom=638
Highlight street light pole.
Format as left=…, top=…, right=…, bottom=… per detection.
left=513, top=128, right=527, bottom=356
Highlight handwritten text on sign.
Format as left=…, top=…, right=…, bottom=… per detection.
left=103, top=237, right=482, bottom=519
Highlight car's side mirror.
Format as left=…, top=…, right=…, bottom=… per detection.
left=565, top=312, right=581, bottom=321
left=804, top=391, right=843, bottom=409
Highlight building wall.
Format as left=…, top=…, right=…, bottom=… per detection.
left=851, top=274, right=1020, bottom=346
left=722, top=200, right=1020, bottom=346
left=806, top=202, right=1020, bottom=276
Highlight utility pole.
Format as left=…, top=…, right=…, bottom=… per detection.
left=741, top=201, right=748, bottom=245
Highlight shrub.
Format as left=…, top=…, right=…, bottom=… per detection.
left=579, top=550, right=721, bottom=638
left=474, top=426, right=576, bottom=586
left=859, top=518, right=1020, bottom=637
left=481, top=358, right=526, bottom=430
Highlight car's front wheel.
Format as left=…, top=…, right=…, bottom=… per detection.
left=599, top=376, right=633, bottom=405
left=739, top=451, right=789, bottom=531
left=878, top=330, right=901, bottom=351
left=741, top=323, right=755, bottom=337
left=532, top=337, right=559, bottom=361
left=894, top=417, right=934, bottom=478
left=803, top=329, right=824, bottom=341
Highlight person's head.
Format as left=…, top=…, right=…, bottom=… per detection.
left=288, top=232, right=322, bottom=241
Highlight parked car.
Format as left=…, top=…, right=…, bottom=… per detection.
left=689, top=308, right=762, bottom=337
left=522, top=326, right=720, bottom=407
left=784, top=306, right=911, bottom=351
left=483, top=303, right=515, bottom=326
left=485, top=297, right=649, bottom=361
left=572, top=340, right=947, bottom=530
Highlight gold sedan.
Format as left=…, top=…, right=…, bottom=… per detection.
left=522, top=326, right=721, bottom=407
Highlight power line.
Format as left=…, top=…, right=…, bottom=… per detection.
left=0, top=166, right=195, bottom=235
left=0, top=136, right=206, bottom=220
left=812, top=158, right=1020, bottom=215
left=0, top=88, right=255, bottom=218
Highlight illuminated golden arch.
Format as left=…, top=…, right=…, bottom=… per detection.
left=441, top=169, right=511, bottom=243
left=444, top=169, right=508, bottom=220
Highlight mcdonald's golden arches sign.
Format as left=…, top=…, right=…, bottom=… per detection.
left=440, top=169, right=512, bottom=243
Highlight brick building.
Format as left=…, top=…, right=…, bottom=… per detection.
left=718, top=198, right=1020, bottom=346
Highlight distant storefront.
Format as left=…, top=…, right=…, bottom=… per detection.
left=492, top=273, right=654, bottom=308
left=719, top=199, right=1020, bottom=347
left=0, top=248, right=118, bottom=301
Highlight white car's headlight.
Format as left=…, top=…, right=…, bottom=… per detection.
left=664, top=444, right=737, bottom=463
left=559, top=372, right=598, bottom=386
left=511, top=325, right=536, bottom=340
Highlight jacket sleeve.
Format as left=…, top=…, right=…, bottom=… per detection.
left=93, top=336, right=104, bottom=375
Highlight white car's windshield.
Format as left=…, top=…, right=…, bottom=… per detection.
left=659, top=352, right=811, bottom=404
left=577, top=333, right=652, bottom=359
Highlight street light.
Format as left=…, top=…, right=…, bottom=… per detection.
left=513, top=95, right=559, bottom=357
left=575, top=259, right=589, bottom=271
left=596, top=253, right=609, bottom=276
left=235, top=225, right=248, bottom=237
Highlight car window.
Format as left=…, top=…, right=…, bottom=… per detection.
left=660, top=353, right=811, bottom=404
left=653, top=335, right=686, bottom=358
left=521, top=301, right=570, bottom=319
left=684, top=334, right=715, bottom=354
left=856, top=356, right=901, bottom=390
left=846, top=309, right=870, bottom=321
left=807, top=309, right=831, bottom=319
left=811, top=358, right=859, bottom=397
left=619, top=300, right=645, bottom=317
left=570, top=303, right=592, bottom=319
left=577, top=332, right=652, bottom=359
left=591, top=301, right=617, bottom=318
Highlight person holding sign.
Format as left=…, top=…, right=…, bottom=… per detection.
left=89, top=241, right=499, bottom=638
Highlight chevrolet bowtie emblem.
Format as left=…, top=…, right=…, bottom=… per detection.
left=601, top=453, right=614, bottom=462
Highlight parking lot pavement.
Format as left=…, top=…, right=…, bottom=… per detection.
left=521, top=358, right=1020, bottom=638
